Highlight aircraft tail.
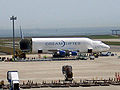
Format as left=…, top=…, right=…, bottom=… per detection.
left=20, top=26, right=24, bottom=39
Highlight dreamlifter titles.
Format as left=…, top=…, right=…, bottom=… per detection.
left=20, top=38, right=110, bottom=57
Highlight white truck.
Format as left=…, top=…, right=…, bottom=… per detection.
left=7, top=71, right=20, bottom=90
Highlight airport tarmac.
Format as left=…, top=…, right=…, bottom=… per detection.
left=24, top=86, right=120, bottom=90
left=0, top=52, right=120, bottom=90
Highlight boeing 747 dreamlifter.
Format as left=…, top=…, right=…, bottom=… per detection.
left=20, top=38, right=110, bottom=57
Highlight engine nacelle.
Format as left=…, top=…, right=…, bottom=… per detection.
left=53, top=50, right=66, bottom=57
left=69, top=51, right=78, bottom=56
left=57, top=50, right=66, bottom=56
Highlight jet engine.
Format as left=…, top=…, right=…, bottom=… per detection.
left=69, top=51, right=78, bottom=56
left=53, top=50, right=66, bottom=57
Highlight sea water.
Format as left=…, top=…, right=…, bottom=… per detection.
left=0, top=27, right=119, bottom=37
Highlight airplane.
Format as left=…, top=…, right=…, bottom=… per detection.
left=19, top=37, right=110, bottom=57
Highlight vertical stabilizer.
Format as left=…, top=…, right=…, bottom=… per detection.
left=20, top=26, right=24, bottom=39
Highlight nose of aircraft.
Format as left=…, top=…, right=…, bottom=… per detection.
left=105, top=45, right=110, bottom=51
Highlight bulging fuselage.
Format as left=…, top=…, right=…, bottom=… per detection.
left=20, top=38, right=110, bottom=53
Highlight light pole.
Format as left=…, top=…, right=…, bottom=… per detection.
left=10, top=16, right=17, bottom=61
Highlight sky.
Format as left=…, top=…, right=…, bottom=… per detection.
left=0, top=0, right=120, bottom=29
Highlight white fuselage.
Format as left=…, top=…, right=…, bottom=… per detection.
left=32, top=38, right=110, bottom=53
